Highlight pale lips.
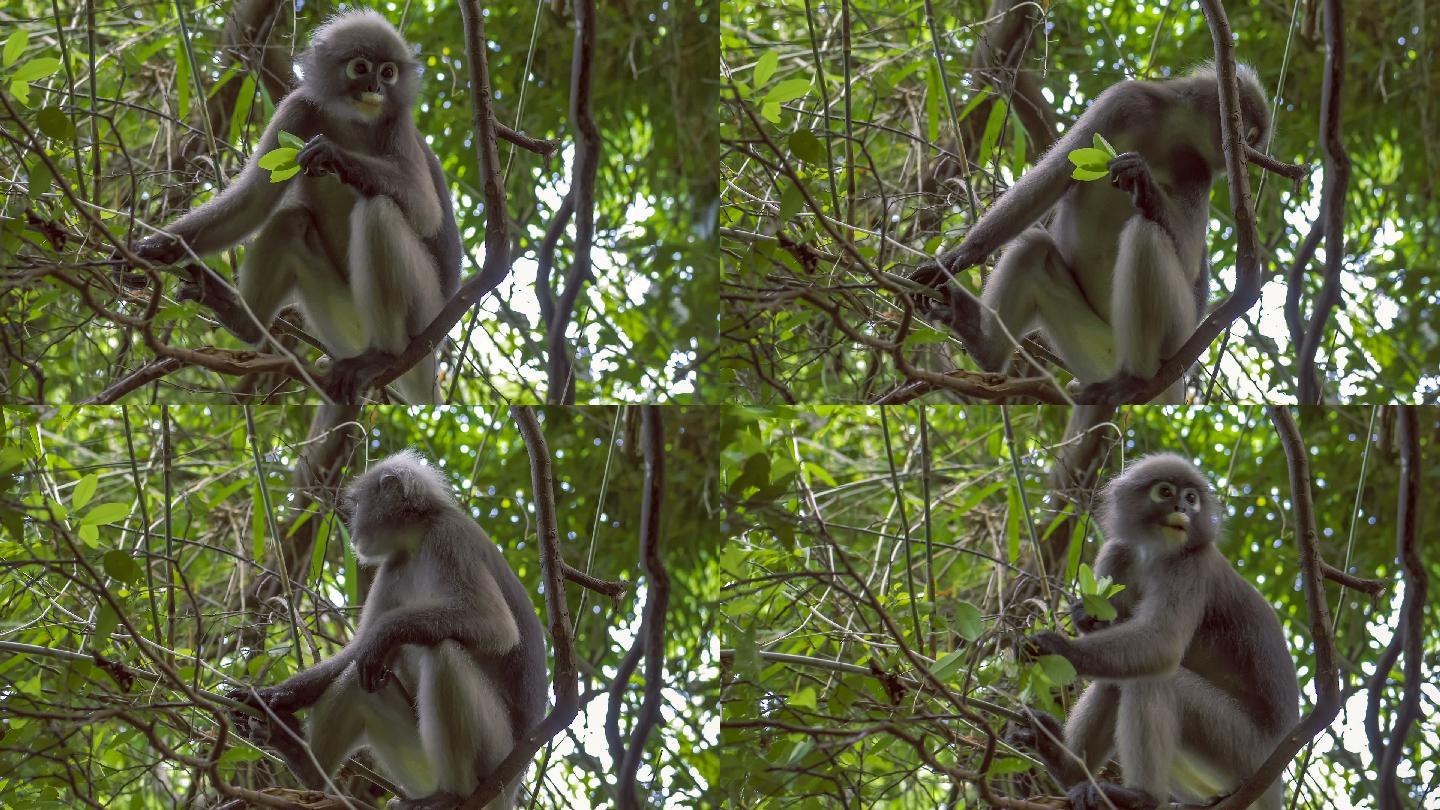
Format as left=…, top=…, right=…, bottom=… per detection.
left=357, top=91, right=384, bottom=107
left=1160, top=511, right=1190, bottom=538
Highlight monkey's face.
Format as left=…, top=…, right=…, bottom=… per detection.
left=1100, top=454, right=1221, bottom=554
left=341, top=451, right=455, bottom=563
left=303, top=16, right=419, bottom=122
left=1135, top=478, right=1205, bottom=551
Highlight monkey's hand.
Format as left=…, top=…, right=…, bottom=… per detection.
left=1069, top=598, right=1111, bottom=634
left=356, top=640, right=397, bottom=692
left=1023, top=630, right=1072, bottom=660
left=1107, top=152, right=1163, bottom=222
left=909, top=242, right=985, bottom=294
left=297, top=135, right=375, bottom=195
left=224, top=685, right=303, bottom=743
left=130, top=233, right=188, bottom=266
left=325, top=349, right=398, bottom=404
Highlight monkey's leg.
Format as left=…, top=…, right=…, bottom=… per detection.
left=334, top=196, right=446, bottom=404
left=1109, top=216, right=1197, bottom=405
left=226, top=209, right=327, bottom=346
left=1175, top=671, right=1285, bottom=810
left=413, top=641, right=516, bottom=808
left=982, top=227, right=1116, bottom=383
left=310, top=661, right=441, bottom=800
left=1114, top=678, right=1179, bottom=806
left=1063, top=681, right=1120, bottom=780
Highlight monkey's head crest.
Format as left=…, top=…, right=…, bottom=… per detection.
left=1099, top=453, right=1222, bottom=555
left=302, top=10, right=420, bottom=120
left=342, top=450, right=458, bottom=545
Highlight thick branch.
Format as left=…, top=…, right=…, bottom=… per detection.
left=545, top=0, right=600, bottom=404
left=459, top=407, right=583, bottom=808
left=1296, top=0, right=1351, bottom=404
left=616, top=406, right=671, bottom=808
left=1375, top=407, right=1425, bottom=808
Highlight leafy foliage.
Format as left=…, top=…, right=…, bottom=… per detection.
left=720, top=405, right=1438, bottom=807
left=0, top=405, right=720, bottom=807
left=720, top=0, right=1440, bottom=403
left=0, top=0, right=718, bottom=403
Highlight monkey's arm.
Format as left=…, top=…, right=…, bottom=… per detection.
left=295, top=135, right=442, bottom=235
left=915, top=81, right=1147, bottom=282
left=247, top=648, right=360, bottom=711
left=1033, top=577, right=1202, bottom=678
left=353, top=547, right=521, bottom=691
left=135, top=97, right=321, bottom=263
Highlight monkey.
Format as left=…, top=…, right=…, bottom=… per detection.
left=126, top=10, right=461, bottom=404
left=910, top=65, right=1271, bottom=404
left=1011, top=453, right=1298, bottom=810
left=228, top=451, right=547, bottom=810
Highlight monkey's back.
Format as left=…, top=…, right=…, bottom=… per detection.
left=1183, top=550, right=1300, bottom=735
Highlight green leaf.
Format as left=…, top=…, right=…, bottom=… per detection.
left=94, top=603, right=117, bottom=641
left=1067, top=147, right=1111, bottom=170
left=1005, top=485, right=1021, bottom=564
left=11, top=57, right=61, bottom=83
left=36, top=106, right=73, bottom=140
left=268, top=165, right=301, bottom=183
left=81, top=502, right=130, bottom=526
left=72, top=474, right=98, bottom=510
left=790, top=686, right=817, bottom=710
left=101, top=549, right=143, bottom=584
left=1081, top=593, right=1118, bottom=622
left=258, top=147, right=298, bottom=170
left=10, top=78, right=30, bottom=105
left=952, top=599, right=984, bottom=642
left=778, top=179, right=804, bottom=223
left=227, top=75, right=256, bottom=146
left=277, top=130, right=306, bottom=150
left=788, top=130, right=824, bottom=164
left=1038, top=654, right=1077, bottom=686
left=1078, top=562, right=1097, bottom=593
left=930, top=649, right=965, bottom=681
left=1071, top=166, right=1108, bottom=181
left=78, top=524, right=99, bottom=546
left=753, top=50, right=779, bottom=89
left=977, top=99, right=1007, bottom=167
left=764, top=78, right=811, bottom=105
left=3, top=29, right=28, bottom=68
left=1093, top=132, right=1117, bottom=156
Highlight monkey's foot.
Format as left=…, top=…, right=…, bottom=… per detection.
left=1070, top=372, right=1148, bottom=404
left=324, top=350, right=398, bottom=404
left=1067, top=783, right=1159, bottom=810
left=177, top=265, right=265, bottom=344
left=388, top=791, right=463, bottom=810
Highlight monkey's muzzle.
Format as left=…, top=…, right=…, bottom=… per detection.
left=1162, top=512, right=1190, bottom=530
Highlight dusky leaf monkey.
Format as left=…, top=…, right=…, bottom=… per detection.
left=229, top=451, right=546, bottom=810
left=1013, top=453, right=1298, bottom=810
left=128, top=11, right=461, bottom=404
left=911, top=66, right=1271, bottom=403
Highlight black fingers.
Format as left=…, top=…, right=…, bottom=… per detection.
left=324, top=349, right=398, bottom=404
left=1068, top=783, right=1159, bottom=810
left=1107, top=152, right=1163, bottom=221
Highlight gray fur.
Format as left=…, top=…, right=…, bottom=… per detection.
left=135, top=10, right=461, bottom=404
left=916, top=66, right=1270, bottom=404
left=1025, top=453, right=1298, bottom=810
left=229, top=451, right=546, bottom=810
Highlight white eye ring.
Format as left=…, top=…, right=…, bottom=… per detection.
left=346, top=58, right=372, bottom=79
left=1148, top=482, right=1173, bottom=503
left=379, top=62, right=399, bottom=85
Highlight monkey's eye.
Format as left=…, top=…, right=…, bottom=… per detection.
left=1183, top=488, right=1199, bottom=506
left=379, top=63, right=398, bottom=85
left=1149, top=482, right=1174, bottom=503
left=346, top=58, right=372, bottom=79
